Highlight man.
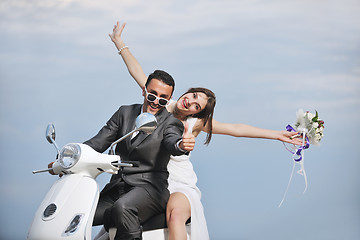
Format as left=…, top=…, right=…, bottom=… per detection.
left=84, top=70, right=195, bottom=240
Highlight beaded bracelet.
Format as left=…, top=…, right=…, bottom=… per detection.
left=118, top=46, right=129, bottom=55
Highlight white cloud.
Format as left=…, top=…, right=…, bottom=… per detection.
left=241, top=71, right=360, bottom=119
left=1, top=0, right=359, bottom=49
left=250, top=70, right=359, bottom=92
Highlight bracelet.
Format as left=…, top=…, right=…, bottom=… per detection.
left=118, top=46, right=129, bottom=55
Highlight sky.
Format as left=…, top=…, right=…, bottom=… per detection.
left=0, top=0, right=360, bottom=239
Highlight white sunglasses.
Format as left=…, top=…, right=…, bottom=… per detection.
left=144, top=88, right=169, bottom=106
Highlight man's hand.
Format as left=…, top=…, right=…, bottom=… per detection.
left=47, top=162, right=62, bottom=177
left=47, top=162, right=56, bottom=175
left=179, top=122, right=196, bottom=152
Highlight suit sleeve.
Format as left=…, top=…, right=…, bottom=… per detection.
left=83, top=107, right=122, bottom=153
left=162, top=117, right=186, bottom=156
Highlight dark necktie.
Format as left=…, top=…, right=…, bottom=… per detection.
left=131, top=131, right=145, bottom=144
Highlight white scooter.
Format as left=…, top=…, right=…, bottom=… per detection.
left=27, top=113, right=190, bottom=240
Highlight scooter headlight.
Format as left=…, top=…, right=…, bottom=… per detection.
left=59, top=144, right=81, bottom=169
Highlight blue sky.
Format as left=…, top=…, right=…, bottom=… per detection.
left=1, top=0, right=359, bottom=239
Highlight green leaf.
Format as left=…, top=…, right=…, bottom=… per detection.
left=312, top=110, right=319, bottom=122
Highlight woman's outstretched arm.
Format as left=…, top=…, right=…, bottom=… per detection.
left=109, top=21, right=147, bottom=89
left=203, top=119, right=303, bottom=145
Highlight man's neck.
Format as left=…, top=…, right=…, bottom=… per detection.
left=142, top=105, right=166, bottom=116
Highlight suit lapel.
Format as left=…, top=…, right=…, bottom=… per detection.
left=125, top=105, right=142, bottom=151
left=128, top=108, right=169, bottom=153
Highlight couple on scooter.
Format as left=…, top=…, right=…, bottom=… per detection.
left=84, top=68, right=196, bottom=240
left=85, top=21, right=302, bottom=240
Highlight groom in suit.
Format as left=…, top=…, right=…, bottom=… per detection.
left=84, top=70, right=194, bottom=240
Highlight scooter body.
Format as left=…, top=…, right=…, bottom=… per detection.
left=28, top=173, right=99, bottom=239
left=27, top=143, right=120, bottom=240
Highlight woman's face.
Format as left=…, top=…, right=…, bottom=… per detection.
left=176, top=92, right=208, bottom=116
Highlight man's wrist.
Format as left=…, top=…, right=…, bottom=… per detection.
left=175, top=139, right=188, bottom=154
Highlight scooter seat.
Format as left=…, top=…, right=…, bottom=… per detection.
left=142, top=213, right=167, bottom=231
left=93, top=214, right=191, bottom=240
left=142, top=213, right=190, bottom=231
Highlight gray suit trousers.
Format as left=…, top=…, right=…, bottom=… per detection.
left=93, top=181, right=166, bottom=240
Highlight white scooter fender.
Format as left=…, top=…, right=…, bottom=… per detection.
left=28, top=174, right=99, bottom=239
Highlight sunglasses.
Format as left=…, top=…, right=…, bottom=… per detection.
left=144, top=88, right=169, bottom=106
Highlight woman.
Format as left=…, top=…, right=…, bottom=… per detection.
left=110, top=21, right=301, bottom=240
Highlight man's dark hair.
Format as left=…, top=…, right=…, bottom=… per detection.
left=145, top=70, right=175, bottom=94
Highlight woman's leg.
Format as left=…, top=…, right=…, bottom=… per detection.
left=166, top=192, right=191, bottom=240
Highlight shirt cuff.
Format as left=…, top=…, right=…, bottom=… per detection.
left=175, top=139, right=188, bottom=154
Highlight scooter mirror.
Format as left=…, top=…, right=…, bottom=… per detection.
left=135, top=112, right=157, bottom=134
left=45, top=123, right=60, bottom=155
left=108, top=113, right=158, bottom=155
left=46, top=124, right=56, bottom=144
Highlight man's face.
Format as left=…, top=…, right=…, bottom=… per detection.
left=142, top=78, right=173, bottom=115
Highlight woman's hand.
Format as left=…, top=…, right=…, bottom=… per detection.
left=109, top=21, right=126, bottom=49
left=109, top=20, right=148, bottom=88
left=278, top=131, right=304, bottom=145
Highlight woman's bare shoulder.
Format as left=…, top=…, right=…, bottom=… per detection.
left=192, top=118, right=206, bottom=136
left=166, top=100, right=177, bottom=113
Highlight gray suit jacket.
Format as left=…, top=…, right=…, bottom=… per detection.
left=84, top=104, right=184, bottom=196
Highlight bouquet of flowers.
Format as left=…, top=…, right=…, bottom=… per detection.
left=294, top=109, right=324, bottom=145
left=279, top=109, right=325, bottom=207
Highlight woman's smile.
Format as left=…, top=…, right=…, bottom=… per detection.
left=182, top=98, right=190, bottom=109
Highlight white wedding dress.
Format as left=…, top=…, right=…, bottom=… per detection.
left=167, top=117, right=210, bottom=240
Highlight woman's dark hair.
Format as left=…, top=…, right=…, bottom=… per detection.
left=179, top=87, right=216, bottom=145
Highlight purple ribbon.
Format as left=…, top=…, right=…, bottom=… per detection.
left=279, top=124, right=311, bottom=207
left=285, top=125, right=310, bottom=161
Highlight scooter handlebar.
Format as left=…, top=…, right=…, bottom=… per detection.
left=112, top=162, right=133, bottom=167
left=32, top=168, right=53, bottom=174
left=32, top=160, right=62, bottom=175
left=112, top=161, right=139, bottom=167
left=117, top=161, right=140, bottom=167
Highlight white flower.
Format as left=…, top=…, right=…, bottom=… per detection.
left=314, top=134, right=322, bottom=143
left=307, top=112, right=314, bottom=120
left=293, top=109, right=324, bottom=145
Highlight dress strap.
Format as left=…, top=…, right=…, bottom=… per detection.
left=186, top=117, right=197, bottom=134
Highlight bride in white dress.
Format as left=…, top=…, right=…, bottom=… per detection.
left=110, top=21, right=302, bottom=240
left=167, top=116, right=210, bottom=240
